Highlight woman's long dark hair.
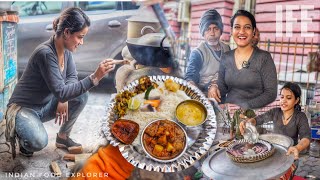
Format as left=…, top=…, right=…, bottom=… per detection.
left=281, top=82, right=302, bottom=111
left=53, top=7, right=90, bottom=37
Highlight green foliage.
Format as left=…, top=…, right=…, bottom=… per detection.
left=243, top=109, right=256, bottom=118
left=231, top=109, right=256, bottom=140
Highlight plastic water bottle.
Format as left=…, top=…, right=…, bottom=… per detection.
left=309, top=140, right=320, bottom=158
left=243, top=122, right=259, bottom=144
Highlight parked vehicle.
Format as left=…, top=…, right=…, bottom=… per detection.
left=13, top=1, right=140, bottom=81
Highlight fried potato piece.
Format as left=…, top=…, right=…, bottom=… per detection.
left=164, top=79, right=180, bottom=92
left=153, top=144, right=164, bottom=157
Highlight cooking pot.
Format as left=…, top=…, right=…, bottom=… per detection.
left=127, top=15, right=161, bottom=39
left=126, top=33, right=173, bottom=67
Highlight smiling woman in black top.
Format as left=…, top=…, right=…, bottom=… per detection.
left=210, top=10, right=277, bottom=109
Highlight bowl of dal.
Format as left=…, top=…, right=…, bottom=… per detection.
left=175, top=100, right=207, bottom=127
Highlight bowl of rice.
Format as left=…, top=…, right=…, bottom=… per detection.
left=175, top=99, right=207, bottom=127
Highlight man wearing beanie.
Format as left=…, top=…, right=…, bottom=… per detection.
left=185, top=9, right=230, bottom=95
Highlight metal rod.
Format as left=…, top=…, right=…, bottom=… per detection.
left=272, top=38, right=276, bottom=60
left=151, top=3, right=177, bottom=60
left=271, top=38, right=277, bottom=77
left=316, top=72, right=319, bottom=90
left=284, top=38, right=290, bottom=81
left=278, top=37, right=284, bottom=81
left=259, top=44, right=314, bottom=49
left=307, top=38, right=314, bottom=89
left=299, top=38, right=306, bottom=83
left=292, top=37, right=298, bottom=82
left=264, top=37, right=267, bottom=50
left=208, top=98, right=229, bottom=126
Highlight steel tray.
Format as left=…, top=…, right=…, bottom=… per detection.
left=101, top=75, right=217, bottom=172
left=202, top=144, right=294, bottom=180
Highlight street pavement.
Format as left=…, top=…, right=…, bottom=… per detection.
left=296, top=155, right=320, bottom=179
left=0, top=85, right=114, bottom=180
left=0, top=83, right=319, bottom=180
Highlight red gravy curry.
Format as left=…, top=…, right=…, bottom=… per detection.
left=143, top=120, right=186, bottom=160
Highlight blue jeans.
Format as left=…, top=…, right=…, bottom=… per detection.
left=15, top=92, right=89, bottom=152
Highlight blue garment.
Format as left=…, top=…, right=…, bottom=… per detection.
left=15, top=92, right=88, bottom=152
left=185, top=41, right=229, bottom=93
left=185, top=48, right=223, bottom=91
left=185, top=50, right=202, bottom=84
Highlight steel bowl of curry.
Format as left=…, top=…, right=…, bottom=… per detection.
left=141, top=119, right=187, bottom=163
left=175, top=100, right=207, bottom=127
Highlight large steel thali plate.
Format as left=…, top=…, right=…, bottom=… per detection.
left=101, top=75, right=217, bottom=172
left=202, top=144, right=294, bottom=180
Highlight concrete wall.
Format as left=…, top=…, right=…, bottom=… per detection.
left=255, top=0, right=320, bottom=102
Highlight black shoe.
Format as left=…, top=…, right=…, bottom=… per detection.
left=19, top=146, right=33, bottom=157
left=55, top=134, right=82, bottom=149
